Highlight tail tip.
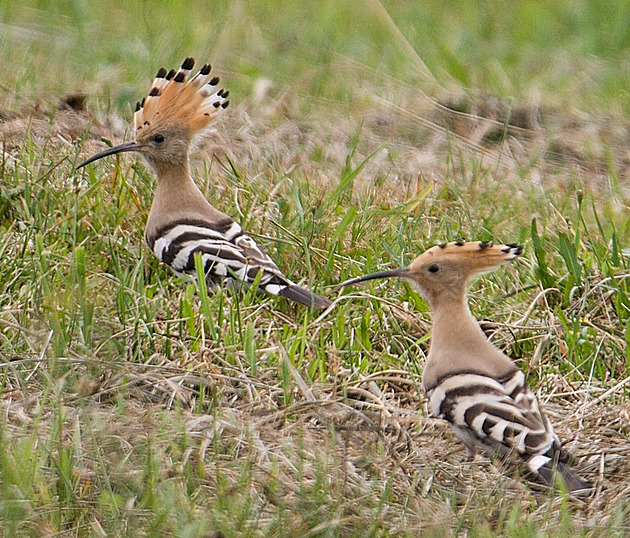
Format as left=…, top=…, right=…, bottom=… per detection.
left=310, top=294, right=333, bottom=309
left=535, top=459, right=590, bottom=493
left=279, top=285, right=332, bottom=309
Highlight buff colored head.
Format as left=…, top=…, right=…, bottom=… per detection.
left=340, top=241, right=523, bottom=306
left=77, top=57, right=229, bottom=173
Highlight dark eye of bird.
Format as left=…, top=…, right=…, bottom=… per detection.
left=428, top=264, right=439, bottom=273
left=154, top=134, right=165, bottom=144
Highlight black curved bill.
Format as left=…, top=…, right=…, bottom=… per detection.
left=338, top=267, right=410, bottom=288
left=76, top=141, right=139, bottom=169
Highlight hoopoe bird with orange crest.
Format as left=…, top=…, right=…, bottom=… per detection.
left=78, top=57, right=331, bottom=309
left=341, top=241, right=588, bottom=492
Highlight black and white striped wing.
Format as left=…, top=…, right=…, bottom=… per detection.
left=146, top=217, right=331, bottom=308
left=426, top=368, right=588, bottom=491
left=426, top=369, right=559, bottom=466
left=148, top=217, right=291, bottom=286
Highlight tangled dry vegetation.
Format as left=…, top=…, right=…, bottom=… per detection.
left=2, top=79, right=630, bottom=533
left=3, top=328, right=630, bottom=532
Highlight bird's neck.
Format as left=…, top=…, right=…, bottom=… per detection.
left=430, top=295, right=487, bottom=350
left=422, top=291, right=518, bottom=390
left=146, top=159, right=229, bottom=239
left=153, top=159, right=194, bottom=190
left=151, top=159, right=209, bottom=206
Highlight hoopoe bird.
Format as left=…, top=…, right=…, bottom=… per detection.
left=341, top=241, right=588, bottom=492
left=77, top=57, right=331, bottom=309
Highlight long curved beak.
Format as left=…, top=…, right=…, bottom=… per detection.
left=338, top=267, right=410, bottom=288
left=76, top=141, right=140, bottom=169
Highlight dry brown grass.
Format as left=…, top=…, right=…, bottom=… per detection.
left=3, top=334, right=630, bottom=533
left=2, top=81, right=630, bottom=534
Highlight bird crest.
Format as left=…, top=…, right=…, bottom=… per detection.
left=411, top=241, right=523, bottom=275
left=134, top=57, right=230, bottom=140
left=339, top=241, right=523, bottom=290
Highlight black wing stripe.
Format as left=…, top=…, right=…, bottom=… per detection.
left=427, top=371, right=556, bottom=457
left=145, top=218, right=334, bottom=307
left=151, top=220, right=295, bottom=287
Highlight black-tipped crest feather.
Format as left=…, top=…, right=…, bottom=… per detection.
left=181, top=57, right=195, bottom=70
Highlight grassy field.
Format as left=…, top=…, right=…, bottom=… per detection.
left=2, top=0, right=630, bottom=535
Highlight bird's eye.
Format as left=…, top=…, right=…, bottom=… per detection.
left=428, top=264, right=439, bottom=273
left=153, top=134, right=165, bottom=144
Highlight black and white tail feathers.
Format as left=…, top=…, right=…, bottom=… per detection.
left=536, top=458, right=588, bottom=493
left=145, top=217, right=331, bottom=309
left=426, top=369, right=589, bottom=492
